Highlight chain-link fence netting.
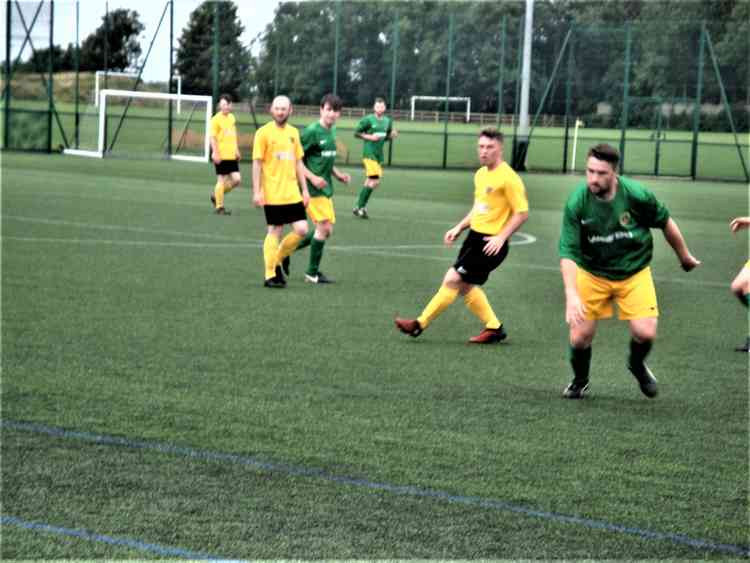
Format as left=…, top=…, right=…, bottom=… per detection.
left=3, top=1, right=748, bottom=181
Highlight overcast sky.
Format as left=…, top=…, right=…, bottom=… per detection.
left=3, top=0, right=281, bottom=82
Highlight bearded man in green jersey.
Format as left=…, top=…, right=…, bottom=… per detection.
left=287, top=94, right=351, bottom=283
left=558, top=144, right=701, bottom=399
left=352, top=97, right=398, bottom=219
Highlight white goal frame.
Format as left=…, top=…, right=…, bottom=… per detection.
left=410, top=96, right=471, bottom=122
left=94, top=70, right=183, bottom=113
left=64, top=89, right=212, bottom=162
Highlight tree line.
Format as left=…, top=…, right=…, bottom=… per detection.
left=12, top=1, right=748, bottom=126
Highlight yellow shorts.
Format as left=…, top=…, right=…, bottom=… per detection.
left=307, top=196, right=335, bottom=224
left=577, top=266, right=658, bottom=320
left=363, top=158, right=383, bottom=178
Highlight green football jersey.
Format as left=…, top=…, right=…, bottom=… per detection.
left=355, top=113, right=392, bottom=163
left=558, top=176, right=670, bottom=280
left=301, top=121, right=337, bottom=198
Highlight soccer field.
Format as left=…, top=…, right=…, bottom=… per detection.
left=1, top=152, right=748, bottom=558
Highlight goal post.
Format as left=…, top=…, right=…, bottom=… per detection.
left=94, top=71, right=183, bottom=113
left=410, top=96, right=471, bottom=122
left=64, top=89, right=212, bottom=162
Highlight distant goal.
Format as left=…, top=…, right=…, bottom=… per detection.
left=64, top=89, right=212, bottom=162
left=410, top=96, right=472, bottom=122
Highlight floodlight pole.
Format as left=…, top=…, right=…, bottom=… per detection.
left=512, top=0, right=533, bottom=171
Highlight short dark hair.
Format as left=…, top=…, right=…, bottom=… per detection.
left=588, top=143, right=620, bottom=167
left=479, top=127, right=504, bottom=143
left=320, top=93, right=343, bottom=111
left=218, top=93, right=232, bottom=104
left=374, top=97, right=386, bottom=105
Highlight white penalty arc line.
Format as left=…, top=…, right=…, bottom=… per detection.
left=2, top=419, right=748, bottom=558
left=2, top=235, right=727, bottom=289
left=2, top=215, right=538, bottom=246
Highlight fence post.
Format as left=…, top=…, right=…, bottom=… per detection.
left=442, top=11, right=454, bottom=169
left=167, top=0, right=173, bottom=158
left=74, top=0, right=80, bottom=148
left=690, top=22, right=705, bottom=181
left=562, top=24, right=574, bottom=173
left=333, top=0, right=340, bottom=95
left=388, top=9, right=399, bottom=166
left=47, top=0, right=54, bottom=152
left=618, top=23, right=631, bottom=174
left=496, top=15, right=506, bottom=126
left=212, top=2, right=219, bottom=108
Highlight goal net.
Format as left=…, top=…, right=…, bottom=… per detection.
left=64, top=89, right=212, bottom=162
left=410, top=96, right=472, bottom=122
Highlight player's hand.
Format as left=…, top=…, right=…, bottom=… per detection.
left=212, top=155, right=221, bottom=165
left=565, top=293, right=586, bottom=327
left=338, top=173, right=351, bottom=185
left=680, top=254, right=701, bottom=272
left=311, top=175, right=327, bottom=189
left=444, top=227, right=461, bottom=245
left=252, top=192, right=264, bottom=207
left=482, top=234, right=506, bottom=256
left=236, top=151, right=241, bottom=161
left=730, top=217, right=750, bottom=233
left=302, top=191, right=310, bottom=207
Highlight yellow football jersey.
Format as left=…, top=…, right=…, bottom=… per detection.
left=252, top=122, right=304, bottom=205
left=210, top=112, right=239, bottom=160
left=470, top=161, right=529, bottom=235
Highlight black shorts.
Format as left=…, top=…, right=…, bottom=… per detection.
left=264, top=202, right=307, bottom=226
left=214, top=160, right=239, bottom=175
left=453, top=229, right=510, bottom=285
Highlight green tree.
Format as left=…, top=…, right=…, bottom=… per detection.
left=175, top=1, right=251, bottom=100
left=79, top=9, right=144, bottom=71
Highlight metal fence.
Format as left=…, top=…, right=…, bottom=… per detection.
left=2, top=1, right=748, bottom=182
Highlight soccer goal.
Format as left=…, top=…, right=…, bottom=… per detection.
left=410, top=96, right=472, bottom=122
left=64, top=89, right=212, bottom=162
left=94, top=71, right=183, bottom=113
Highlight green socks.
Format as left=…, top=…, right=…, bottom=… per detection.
left=295, top=229, right=315, bottom=252
left=738, top=293, right=749, bottom=308
left=356, top=187, right=373, bottom=209
left=569, top=346, right=592, bottom=384
left=306, top=238, right=326, bottom=276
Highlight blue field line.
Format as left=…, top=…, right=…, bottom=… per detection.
left=3, top=419, right=748, bottom=557
left=0, top=515, right=237, bottom=560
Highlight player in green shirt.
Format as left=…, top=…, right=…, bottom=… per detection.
left=286, top=94, right=351, bottom=283
left=352, top=97, right=398, bottom=219
left=558, top=143, right=701, bottom=399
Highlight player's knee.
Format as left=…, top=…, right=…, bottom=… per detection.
left=315, top=223, right=332, bottom=239
left=569, top=328, right=595, bottom=348
left=292, top=222, right=308, bottom=237
left=442, top=268, right=463, bottom=288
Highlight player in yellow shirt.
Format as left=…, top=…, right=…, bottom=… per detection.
left=395, top=128, right=529, bottom=343
left=730, top=216, right=750, bottom=352
left=252, top=95, right=313, bottom=288
left=209, top=94, right=241, bottom=215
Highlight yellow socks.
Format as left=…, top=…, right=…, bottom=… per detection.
left=214, top=179, right=236, bottom=209
left=213, top=180, right=225, bottom=209
left=417, top=285, right=459, bottom=328
left=263, top=233, right=280, bottom=280
left=276, top=232, right=304, bottom=266
left=464, top=286, right=501, bottom=329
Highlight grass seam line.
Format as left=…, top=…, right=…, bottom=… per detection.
left=3, top=419, right=748, bottom=557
